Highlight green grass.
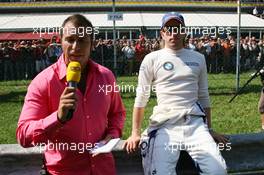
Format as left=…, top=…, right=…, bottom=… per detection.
left=119, top=73, right=263, bottom=139
left=0, top=72, right=263, bottom=144
left=0, top=80, right=29, bottom=144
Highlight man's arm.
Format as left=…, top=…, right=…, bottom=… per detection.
left=198, top=55, right=228, bottom=144
left=123, top=107, right=145, bottom=153
left=204, top=107, right=228, bottom=144
left=16, top=78, right=66, bottom=148
left=131, top=107, right=145, bottom=136
left=123, top=54, right=154, bottom=153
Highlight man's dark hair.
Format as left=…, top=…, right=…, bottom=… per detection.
left=60, top=14, right=94, bottom=39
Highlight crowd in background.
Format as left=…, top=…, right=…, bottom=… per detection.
left=1, top=35, right=264, bottom=81
left=93, top=35, right=264, bottom=75
left=187, top=35, right=264, bottom=73
left=0, top=36, right=62, bottom=81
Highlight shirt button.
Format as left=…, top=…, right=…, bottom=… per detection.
left=86, top=115, right=90, bottom=119
left=84, top=98, right=87, bottom=102
left=92, top=164, right=95, bottom=168
left=89, top=132, right=92, bottom=136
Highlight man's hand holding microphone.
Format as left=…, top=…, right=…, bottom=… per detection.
left=58, top=61, right=81, bottom=123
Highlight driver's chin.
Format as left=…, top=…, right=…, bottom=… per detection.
left=169, top=42, right=177, bottom=47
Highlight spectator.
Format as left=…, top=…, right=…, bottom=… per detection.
left=152, top=38, right=160, bottom=51
left=135, top=37, right=147, bottom=73
left=104, top=39, right=114, bottom=70
left=35, top=39, right=46, bottom=74
left=44, top=39, right=60, bottom=66
left=122, top=40, right=136, bottom=75
left=222, top=39, right=231, bottom=73
left=249, top=37, right=260, bottom=68
left=187, top=37, right=196, bottom=51
left=216, top=38, right=224, bottom=73
left=24, top=41, right=35, bottom=79
left=3, top=42, right=14, bottom=80
left=209, top=38, right=217, bottom=73
left=95, top=38, right=107, bottom=65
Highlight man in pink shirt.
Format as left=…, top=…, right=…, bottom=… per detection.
left=16, top=14, right=126, bottom=175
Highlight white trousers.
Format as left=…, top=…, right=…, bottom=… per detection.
left=141, top=116, right=227, bottom=175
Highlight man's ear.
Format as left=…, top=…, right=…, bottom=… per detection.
left=160, top=30, right=164, bottom=40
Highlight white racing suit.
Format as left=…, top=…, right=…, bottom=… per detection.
left=140, top=103, right=227, bottom=175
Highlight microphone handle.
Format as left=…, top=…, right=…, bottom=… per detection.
left=66, top=81, right=78, bottom=120
left=68, top=81, right=78, bottom=88
left=66, top=109, right=74, bottom=121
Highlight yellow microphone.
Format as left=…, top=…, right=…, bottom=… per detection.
left=65, top=61, right=81, bottom=120
left=66, top=61, right=81, bottom=88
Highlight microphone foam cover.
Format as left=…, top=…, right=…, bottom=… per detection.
left=66, top=61, right=81, bottom=83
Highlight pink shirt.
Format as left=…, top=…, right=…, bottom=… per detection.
left=16, top=55, right=126, bottom=175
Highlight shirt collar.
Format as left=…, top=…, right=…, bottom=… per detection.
left=56, top=54, right=99, bottom=81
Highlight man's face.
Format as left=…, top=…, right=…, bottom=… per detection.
left=160, top=19, right=186, bottom=49
left=61, top=21, right=91, bottom=71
